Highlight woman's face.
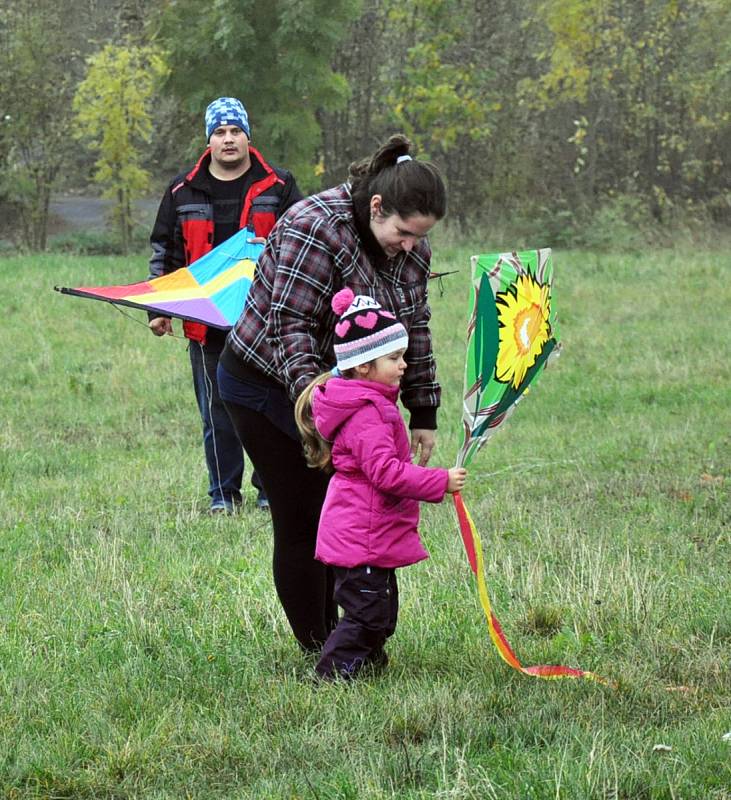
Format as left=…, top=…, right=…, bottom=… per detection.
left=369, top=195, right=437, bottom=259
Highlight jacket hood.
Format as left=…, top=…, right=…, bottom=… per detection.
left=313, top=378, right=399, bottom=442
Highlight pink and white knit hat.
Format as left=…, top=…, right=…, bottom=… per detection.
left=331, top=288, right=408, bottom=371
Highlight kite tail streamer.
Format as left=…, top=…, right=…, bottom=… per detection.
left=453, top=492, right=609, bottom=684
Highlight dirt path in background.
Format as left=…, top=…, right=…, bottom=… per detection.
left=48, top=196, right=158, bottom=234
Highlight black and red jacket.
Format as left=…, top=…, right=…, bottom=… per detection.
left=148, top=145, right=302, bottom=343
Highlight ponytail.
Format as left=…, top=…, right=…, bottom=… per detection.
left=294, top=372, right=334, bottom=472
left=349, top=133, right=447, bottom=221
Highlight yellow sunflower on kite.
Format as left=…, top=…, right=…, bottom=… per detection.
left=495, top=272, right=551, bottom=390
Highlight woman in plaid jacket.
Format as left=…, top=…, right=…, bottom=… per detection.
left=218, top=134, right=447, bottom=652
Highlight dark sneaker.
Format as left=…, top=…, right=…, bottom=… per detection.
left=365, top=648, right=389, bottom=671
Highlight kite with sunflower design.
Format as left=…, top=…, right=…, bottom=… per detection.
left=454, top=248, right=608, bottom=684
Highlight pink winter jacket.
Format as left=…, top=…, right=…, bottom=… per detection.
left=312, top=378, right=449, bottom=569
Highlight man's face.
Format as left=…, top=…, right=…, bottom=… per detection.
left=208, top=124, right=249, bottom=170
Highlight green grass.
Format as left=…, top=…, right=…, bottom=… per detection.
left=0, top=247, right=729, bottom=799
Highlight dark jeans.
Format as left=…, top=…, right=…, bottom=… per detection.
left=188, top=337, right=263, bottom=508
left=316, top=566, right=398, bottom=680
left=221, top=392, right=338, bottom=650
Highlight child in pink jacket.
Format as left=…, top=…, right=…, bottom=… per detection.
left=295, top=287, right=466, bottom=680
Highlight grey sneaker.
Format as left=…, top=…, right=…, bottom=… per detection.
left=210, top=499, right=240, bottom=515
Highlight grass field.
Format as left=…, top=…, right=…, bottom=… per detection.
left=1, top=244, right=729, bottom=799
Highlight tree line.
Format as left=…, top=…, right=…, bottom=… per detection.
left=1, top=0, right=729, bottom=251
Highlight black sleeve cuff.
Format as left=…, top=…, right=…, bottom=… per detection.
left=408, top=406, right=438, bottom=430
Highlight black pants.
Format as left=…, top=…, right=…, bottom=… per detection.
left=222, top=399, right=337, bottom=650
left=316, top=566, right=398, bottom=679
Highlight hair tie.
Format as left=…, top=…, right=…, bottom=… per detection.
left=396, top=154, right=412, bottom=164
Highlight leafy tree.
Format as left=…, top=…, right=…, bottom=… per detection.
left=318, top=1, right=390, bottom=186
left=74, top=44, right=168, bottom=253
left=322, top=0, right=731, bottom=235
left=4, top=0, right=729, bottom=246
left=0, top=0, right=156, bottom=250
left=385, top=0, right=508, bottom=228
left=320, top=0, right=538, bottom=228
left=527, top=0, right=731, bottom=220
left=0, top=1, right=82, bottom=250
left=158, top=0, right=361, bottom=191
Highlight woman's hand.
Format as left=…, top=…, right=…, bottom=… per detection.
left=410, top=428, right=436, bottom=466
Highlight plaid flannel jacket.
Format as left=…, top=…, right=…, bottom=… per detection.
left=227, top=184, right=440, bottom=425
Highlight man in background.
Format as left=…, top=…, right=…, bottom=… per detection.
left=148, top=97, right=302, bottom=513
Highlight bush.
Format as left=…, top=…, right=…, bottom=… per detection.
left=577, top=193, right=655, bottom=251
left=47, top=228, right=149, bottom=255
left=455, top=193, right=721, bottom=252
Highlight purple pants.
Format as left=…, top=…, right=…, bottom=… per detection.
left=316, top=565, right=398, bottom=679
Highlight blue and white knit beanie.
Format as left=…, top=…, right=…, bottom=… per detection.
left=332, top=288, right=408, bottom=371
left=205, top=97, right=250, bottom=140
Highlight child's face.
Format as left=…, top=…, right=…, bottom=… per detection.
left=357, top=349, right=407, bottom=386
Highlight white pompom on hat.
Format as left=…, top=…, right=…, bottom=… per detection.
left=331, top=288, right=408, bottom=371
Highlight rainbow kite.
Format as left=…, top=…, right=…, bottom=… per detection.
left=455, top=249, right=608, bottom=684
left=55, top=228, right=264, bottom=329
